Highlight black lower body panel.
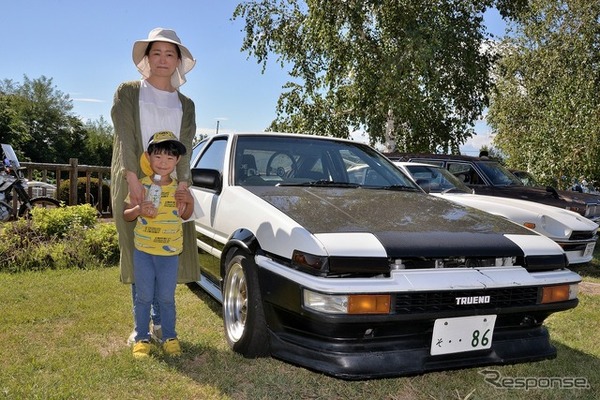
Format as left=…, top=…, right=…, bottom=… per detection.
left=268, top=325, right=556, bottom=380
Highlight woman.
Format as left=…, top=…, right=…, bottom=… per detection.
left=110, top=27, right=200, bottom=346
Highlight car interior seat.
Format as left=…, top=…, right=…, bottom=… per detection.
left=238, top=154, right=258, bottom=182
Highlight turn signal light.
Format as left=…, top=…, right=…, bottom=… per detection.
left=348, top=294, right=391, bottom=314
left=541, top=284, right=577, bottom=304
left=523, top=222, right=536, bottom=229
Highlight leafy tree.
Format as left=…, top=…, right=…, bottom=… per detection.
left=233, top=0, right=522, bottom=153
left=488, top=0, right=600, bottom=188
left=0, top=75, right=86, bottom=163
left=81, top=116, right=114, bottom=166
left=478, top=144, right=505, bottom=163
left=0, top=93, right=29, bottom=150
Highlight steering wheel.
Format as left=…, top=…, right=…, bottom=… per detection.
left=266, top=151, right=298, bottom=177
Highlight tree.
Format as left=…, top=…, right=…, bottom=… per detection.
left=81, top=116, right=114, bottom=166
left=0, top=93, right=29, bottom=150
left=487, top=0, right=600, bottom=188
left=478, top=144, right=505, bottom=162
left=234, top=0, right=521, bottom=153
left=0, top=76, right=87, bottom=163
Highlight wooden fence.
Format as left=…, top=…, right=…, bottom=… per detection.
left=17, top=159, right=112, bottom=218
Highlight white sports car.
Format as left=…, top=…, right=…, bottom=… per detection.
left=396, top=162, right=598, bottom=265
left=189, top=132, right=580, bottom=379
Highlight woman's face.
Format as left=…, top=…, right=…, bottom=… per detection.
left=146, top=41, right=180, bottom=79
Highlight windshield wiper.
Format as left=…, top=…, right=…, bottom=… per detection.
left=375, top=185, right=420, bottom=192
left=277, top=180, right=360, bottom=188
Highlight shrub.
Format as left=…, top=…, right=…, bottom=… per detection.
left=58, top=177, right=111, bottom=207
left=84, top=222, right=119, bottom=265
left=31, top=204, right=98, bottom=238
left=0, top=205, right=118, bottom=272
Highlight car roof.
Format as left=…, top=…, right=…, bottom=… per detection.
left=384, top=152, right=492, bottom=162
left=394, top=161, right=442, bottom=168
left=209, top=131, right=358, bottom=145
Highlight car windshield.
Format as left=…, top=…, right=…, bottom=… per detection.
left=404, top=164, right=471, bottom=194
left=512, top=170, right=540, bottom=187
left=477, top=161, right=524, bottom=187
left=233, top=135, right=419, bottom=190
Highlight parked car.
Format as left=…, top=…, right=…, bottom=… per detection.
left=510, top=169, right=540, bottom=187
left=386, top=152, right=600, bottom=224
left=396, top=162, right=598, bottom=265
left=189, top=133, right=580, bottom=379
left=27, top=180, right=57, bottom=198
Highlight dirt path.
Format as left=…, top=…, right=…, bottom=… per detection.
left=580, top=282, right=600, bottom=295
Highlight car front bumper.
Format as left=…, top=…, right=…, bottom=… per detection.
left=256, top=256, right=580, bottom=379
left=269, top=324, right=556, bottom=379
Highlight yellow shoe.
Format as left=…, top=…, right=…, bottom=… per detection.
left=162, top=338, right=182, bottom=357
left=132, top=340, right=151, bottom=359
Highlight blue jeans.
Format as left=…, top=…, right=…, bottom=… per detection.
left=131, top=284, right=161, bottom=330
left=133, top=249, right=179, bottom=342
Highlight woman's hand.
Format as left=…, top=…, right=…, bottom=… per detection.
left=175, top=181, right=192, bottom=215
left=127, top=171, right=144, bottom=205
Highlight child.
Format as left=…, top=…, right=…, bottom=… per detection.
left=124, top=131, right=194, bottom=358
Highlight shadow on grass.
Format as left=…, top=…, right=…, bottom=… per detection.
left=571, top=262, right=600, bottom=280
left=185, top=281, right=223, bottom=317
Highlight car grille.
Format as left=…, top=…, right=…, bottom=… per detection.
left=394, top=287, right=539, bottom=314
left=586, top=204, right=600, bottom=218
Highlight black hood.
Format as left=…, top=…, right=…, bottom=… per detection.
left=246, top=186, right=538, bottom=258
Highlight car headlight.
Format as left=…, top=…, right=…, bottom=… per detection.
left=539, top=215, right=570, bottom=237
left=303, top=289, right=391, bottom=314
left=291, top=250, right=390, bottom=276
left=291, top=250, right=327, bottom=272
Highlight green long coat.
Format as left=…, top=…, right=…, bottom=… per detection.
left=110, top=80, right=200, bottom=284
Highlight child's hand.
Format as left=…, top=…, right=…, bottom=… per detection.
left=139, top=200, right=158, bottom=218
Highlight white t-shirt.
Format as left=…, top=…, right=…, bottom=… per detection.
left=139, top=80, right=183, bottom=149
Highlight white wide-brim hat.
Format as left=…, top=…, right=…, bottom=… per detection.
left=132, top=27, right=196, bottom=88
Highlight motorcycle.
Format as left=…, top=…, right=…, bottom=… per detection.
left=0, top=143, right=61, bottom=221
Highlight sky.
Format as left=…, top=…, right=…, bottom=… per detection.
left=2, top=1, right=507, bottom=155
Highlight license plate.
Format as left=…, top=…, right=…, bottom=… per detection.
left=584, top=242, right=595, bottom=258
left=430, top=315, right=496, bottom=356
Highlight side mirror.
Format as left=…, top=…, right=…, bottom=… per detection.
left=545, top=186, right=559, bottom=198
left=191, top=168, right=222, bottom=194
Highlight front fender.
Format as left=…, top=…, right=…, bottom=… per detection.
left=221, top=228, right=262, bottom=277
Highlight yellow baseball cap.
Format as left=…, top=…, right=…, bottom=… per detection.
left=147, top=131, right=187, bottom=155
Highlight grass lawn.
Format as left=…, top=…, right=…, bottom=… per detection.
left=1, top=256, right=599, bottom=399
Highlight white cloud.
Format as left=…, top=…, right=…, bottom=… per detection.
left=72, top=98, right=104, bottom=103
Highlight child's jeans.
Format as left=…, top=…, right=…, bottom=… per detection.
left=133, top=249, right=179, bottom=342
left=131, top=284, right=161, bottom=331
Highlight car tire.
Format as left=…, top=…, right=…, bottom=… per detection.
left=223, top=251, right=270, bottom=357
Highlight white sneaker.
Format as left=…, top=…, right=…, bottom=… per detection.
left=127, top=330, right=137, bottom=346
left=151, top=324, right=162, bottom=342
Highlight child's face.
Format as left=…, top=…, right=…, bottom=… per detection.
left=146, top=151, right=180, bottom=176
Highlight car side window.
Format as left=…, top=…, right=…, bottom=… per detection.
left=193, top=137, right=227, bottom=173
left=190, top=139, right=208, bottom=166
left=447, top=162, right=483, bottom=185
